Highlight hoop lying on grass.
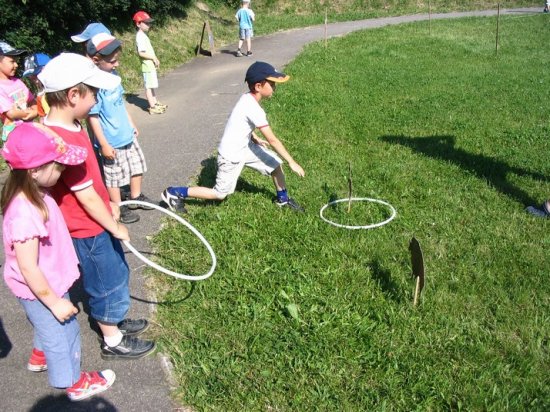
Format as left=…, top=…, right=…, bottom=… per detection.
left=119, top=200, right=217, bottom=281
left=319, top=197, right=397, bottom=230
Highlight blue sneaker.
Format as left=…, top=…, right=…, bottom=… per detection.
left=526, top=204, right=550, bottom=218
left=161, top=188, right=187, bottom=213
left=275, top=197, right=305, bottom=212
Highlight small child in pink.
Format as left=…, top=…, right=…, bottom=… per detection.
left=1, top=123, right=115, bottom=402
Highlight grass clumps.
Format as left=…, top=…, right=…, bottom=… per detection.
left=151, top=13, right=548, bottom=411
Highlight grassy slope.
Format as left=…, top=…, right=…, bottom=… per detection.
left=151, top=13, right=549, bottom=411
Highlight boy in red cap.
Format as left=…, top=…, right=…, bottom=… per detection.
left=133, top=10, right=167, bottom=115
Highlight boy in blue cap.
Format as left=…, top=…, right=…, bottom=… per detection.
left=162, top=61, right=305, bottom=212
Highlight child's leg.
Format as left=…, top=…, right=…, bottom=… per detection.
left=19, top=294, right=81, bottom=388
left=271, top=165, right=286, bottom=192
left=145, top=87, right=158, bottom=108
left=107, top=186, right=122, bottom=203
left=246, top=37, right=252, bottom=53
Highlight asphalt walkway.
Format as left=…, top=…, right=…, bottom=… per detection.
left=0, top=7, right=539, bottom=411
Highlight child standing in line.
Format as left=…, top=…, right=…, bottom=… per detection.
left=235, top=0, right=255, bottom=57
left=87, top=33, right=154, bottom=225
left=1, top=123, right=115, bottom=401
left=162, top=61, right=305, bottom=213
left=37, top=53, right=156, bottom=360
left=22, top=53, right=51, bottom=117
left=133, top=10, right=167, bottom=115
left=0, top=40, right=37, bottom=141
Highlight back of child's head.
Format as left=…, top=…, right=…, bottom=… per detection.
left=133, top=10, right=154, bottom=25
left=87, top=33, right=122, bottom=60
left=1, top=122, right=87, bottom=217
left=245, top=61, right=289, bottom=90
left=22, top=53, right=51, bottom=78
left=37, top=53, right=120, bottom=107
left=0, top=40, right=25, bottom=62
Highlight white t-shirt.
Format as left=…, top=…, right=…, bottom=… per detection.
left=217, top=93, right=268, bottom=162
left=135, top=30, right=156, bottom=73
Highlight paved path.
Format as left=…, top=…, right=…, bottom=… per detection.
left=0, top=7, right=538, bottom=411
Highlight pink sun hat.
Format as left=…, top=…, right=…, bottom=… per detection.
left=2, top=123, right=87, bottom=169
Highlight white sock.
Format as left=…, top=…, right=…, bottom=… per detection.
left=104, top=331, right=123, bottom=347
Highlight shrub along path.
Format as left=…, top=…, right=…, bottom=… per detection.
left=0, top=7, right=538, bottom=411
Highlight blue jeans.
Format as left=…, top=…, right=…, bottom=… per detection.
left=19, top=293, right=81, bottom=388
left=72, top=231, right=130, bottom=324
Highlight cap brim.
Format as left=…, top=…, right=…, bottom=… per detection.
left=84, top=68, right=121, bottom=91
left=70, top=34, right=88, bottom=43
left=56, top=144, right=88, bottom=165
left=86, top=39, right=122, bottom=56
left=266, top=74, right=290, bottom=83
left=1, top=49, right=25, bottom=56
left=22, top=68, right=38, bottom=77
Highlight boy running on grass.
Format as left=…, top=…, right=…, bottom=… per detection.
left=162, top=61, right=305, bottom=212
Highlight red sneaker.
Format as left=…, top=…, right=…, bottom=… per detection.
left=66, top=370, right=116, bottom=402
left=27, top=348, right=47, bottom=372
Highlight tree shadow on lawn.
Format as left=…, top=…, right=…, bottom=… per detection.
left=380, top=135, right=547, bottom=207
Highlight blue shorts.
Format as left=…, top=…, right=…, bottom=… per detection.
left=72, top=231, right=130, bottom=324
left=239, top=28, right=253, bottom=40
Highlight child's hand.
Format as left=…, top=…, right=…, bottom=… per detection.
left=50, top=298, right=78, bottom=323
left=101, top=144, right=116, bottom=160
left=113, top=222, right=130, bottom=242
left=154, top=57, right=160, bottom=68
left=289, top=160, right=305, bottom=177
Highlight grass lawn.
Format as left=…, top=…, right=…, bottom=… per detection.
left=150, top=13, right=549, bottom=410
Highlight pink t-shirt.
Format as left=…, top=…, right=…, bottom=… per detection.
left=0, top=77, right=34, bottom=141
left=2, top=193, right=80, bottom=300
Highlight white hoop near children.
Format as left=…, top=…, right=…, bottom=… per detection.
left=119, top=200, right=217, bottom=281
left=319, top=197, right=396, bottom=230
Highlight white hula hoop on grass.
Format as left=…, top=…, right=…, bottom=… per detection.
left=319, top=197, right=397, bottom=230
left=119, top=200, right=216, bottom=281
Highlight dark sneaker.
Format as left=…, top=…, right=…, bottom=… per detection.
left=246, top=51, right=253, bottom=56
left=117, top=318, right=149, bottom=337
left=525, top=204, right=550, bottom=218
left=101, top=335, right=156, bottom=360
left=127, top=193, right=155, bottom=210
left=161, top=188, right=187, bottom=213
left=119, top=205, right=140, bottom=224
left=275, top=197, right=305, bottom=212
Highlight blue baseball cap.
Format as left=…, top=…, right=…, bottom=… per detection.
left=245, top=61, right=290, bottom=85
left=71, top=23, right=111, bottom=43
left=22, top=53, right=51, bottom=77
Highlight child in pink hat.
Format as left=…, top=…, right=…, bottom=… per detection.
left=1, top=123, right=116, bottom=401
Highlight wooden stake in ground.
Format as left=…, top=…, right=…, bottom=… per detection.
left=324, top=9, right=328, bottom=48
left=347, top=162, right=352, bottom=213
left=429, top=0, right=432, bottom=36
left=409, top=237, right=425, bottom=306
left=495, top=3, right=501, bottom=55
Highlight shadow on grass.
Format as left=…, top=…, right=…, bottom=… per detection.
left=369, top=260, right=403, bottom=303
left=131, top=282, right=196, bottom=306
left=381, top=135, right=547, bottom=207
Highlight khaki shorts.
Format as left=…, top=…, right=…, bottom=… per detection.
left=143, top=70, right=158, bottom=89
left=103, top=140, right=147, bottom=188
left=213, top=142, right=282, bottom=198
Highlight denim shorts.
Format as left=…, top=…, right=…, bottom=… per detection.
left=19, top=292, right=81, bottom=388
left=72, top=231, right=130, bottom=324
left=239, top=28, right=253, bottom=40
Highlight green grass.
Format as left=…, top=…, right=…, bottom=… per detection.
left=149, top=13, right=550, bottom=411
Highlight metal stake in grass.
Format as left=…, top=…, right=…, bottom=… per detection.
left=409, top=237, right=425, bottom=306
left=429, top=0, right=432, bottom=36
left=324, top=8, right=328, bottom=48
left=495, top=3, right=501, bottom=55
left=347, top=162, right=352, bottom=213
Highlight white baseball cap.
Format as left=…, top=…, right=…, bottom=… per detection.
left=38, top=53, right=120, bottom=93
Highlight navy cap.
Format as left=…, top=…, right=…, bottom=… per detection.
left=245, top=61, right=290, bottom=84
left=86, top=33, right=122, bottom=56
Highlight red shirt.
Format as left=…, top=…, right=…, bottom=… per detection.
left=47, top=123, right=111, bottom=238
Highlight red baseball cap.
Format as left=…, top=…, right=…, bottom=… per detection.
left=133, top=11, right=154, bottom=24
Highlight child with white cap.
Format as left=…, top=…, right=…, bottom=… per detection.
left=38, top=53, right=156, bottom=361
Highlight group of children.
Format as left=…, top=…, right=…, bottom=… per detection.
left=0, top=3, right=308, bottom=403
left=0, top=11, right=166, bottom=402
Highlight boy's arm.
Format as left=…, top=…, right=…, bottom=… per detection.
left=14, top=239, right=78, bottom=322
left=138, top=51, right=159, bottom=68
left=4, top=103, right=38, bottom=121
left=258, top=126, right=305, bottom=177
left=126, top=110, right=139, bottom=138
left=87, top=114, right=116, bottom=160
left=74, top=185, right=129, bottom=241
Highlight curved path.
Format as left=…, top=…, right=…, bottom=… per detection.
left=0, top=7, right=538, bottom=411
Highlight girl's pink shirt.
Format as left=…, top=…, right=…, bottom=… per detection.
left=2, top=193, right=80, bottom=300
